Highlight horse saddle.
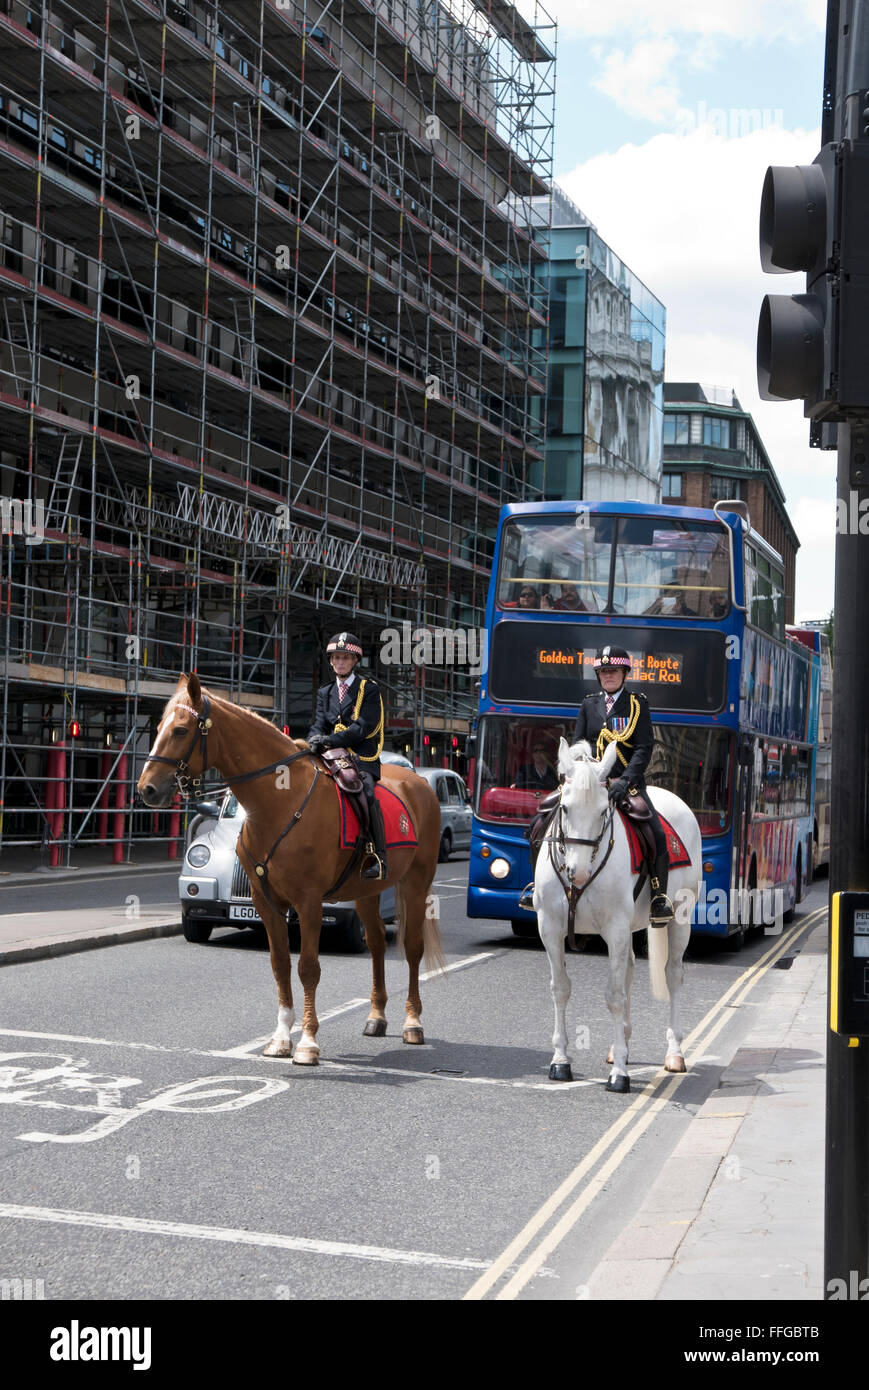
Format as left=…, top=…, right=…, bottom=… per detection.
left=526, top=788, right=562, bottom=864
left=320, top=748, right=368, bottom=835
left=615, top=787, right=655, bottom=869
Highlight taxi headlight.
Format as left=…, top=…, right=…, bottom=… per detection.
left=489, top=857, right=510, bottom=880
left=187, top=844, right=211, bottom=868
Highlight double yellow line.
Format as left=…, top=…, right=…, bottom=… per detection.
left=464, top=907, right=827, bottom=1301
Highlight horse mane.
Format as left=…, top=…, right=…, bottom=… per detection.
left=167, top=683, right=303, bottom=748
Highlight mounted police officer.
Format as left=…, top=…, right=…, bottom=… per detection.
left=518, top=644, right=675, bottom=924
left=306, top=632, right=388, bottom=880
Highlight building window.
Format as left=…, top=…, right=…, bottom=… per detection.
left=663, top=413, right=689, bottom=445
left=662, top=472, right=683, bottom=499
left=709, top=475, right=742, bottom=501
left=703, top=415, right=733, bottom=448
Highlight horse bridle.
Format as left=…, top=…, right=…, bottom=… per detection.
left=544, top=796, right=616, bottom=951
left=142, top=693, right=312, bottom=800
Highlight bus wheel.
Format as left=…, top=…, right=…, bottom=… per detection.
left=723, top=923, right=745, bottom=952
left=511, top=918, right=538, bottom=940
left=783, top=850, right=801, bottom=924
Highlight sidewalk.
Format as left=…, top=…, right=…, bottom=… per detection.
left=0, top=854, right=183, bottom=965
left=586, top=918, right=827, bottom=1300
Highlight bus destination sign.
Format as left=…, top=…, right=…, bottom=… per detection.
left=536, top=648, right=684, bottom=686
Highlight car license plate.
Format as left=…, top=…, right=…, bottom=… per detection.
left=229, top=904, right=262, bottom=922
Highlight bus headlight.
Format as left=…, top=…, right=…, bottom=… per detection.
left=489, top=858, right=510, bottom=879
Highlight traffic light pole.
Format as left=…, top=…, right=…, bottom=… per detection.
left=825, top=420, right=869, bottom=1292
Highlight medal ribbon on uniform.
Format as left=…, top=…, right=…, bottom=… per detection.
left=595, top=694, right=642, bottom=767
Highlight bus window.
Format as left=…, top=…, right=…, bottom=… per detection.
left=475, top=715, right=572, bottom=823
left=646, top=727, right=733, bottom=836
left=497, top=515, right=613, bottom=612
left=612, top=518, right=730, bottom=618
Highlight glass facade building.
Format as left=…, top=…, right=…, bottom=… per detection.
left=534, top=187, right=666, bottom=503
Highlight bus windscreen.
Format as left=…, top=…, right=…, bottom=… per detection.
left=489, top=622, right=728, bottom=712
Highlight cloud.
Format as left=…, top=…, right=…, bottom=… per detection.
left=592, top=39, right=683, bottom=125
left=556, top=120, right=836, bottom=618
left=521, top=0, right=826, bottom=41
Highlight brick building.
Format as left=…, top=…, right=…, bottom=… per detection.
left=662, top=382, right=799, bottom=623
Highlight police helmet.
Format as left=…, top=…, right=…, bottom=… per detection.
left=593, top=645, right=631, bottom=682
left=326, top=632, right=363, bottom=658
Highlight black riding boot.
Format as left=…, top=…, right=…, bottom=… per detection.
left=361, top=794, right=388, bottom=880
left=519, top=797, right=560, bottom=910
left=649, top=852, right=674, bottom=926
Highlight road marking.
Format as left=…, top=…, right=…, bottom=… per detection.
left=463, top=907, right=827, bottom=1300
left=218, top=999, right=371, bottom=1057
left=219, top=950, right=502, bottom=1055
left=0, top=1203, right=492, bottom=1272
left=0, top=1027, right=621, bottom=1094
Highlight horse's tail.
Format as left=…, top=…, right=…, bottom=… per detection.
left=647, top=921, right=669, bottom=1002
left=395, top=876, right=447, bottom=976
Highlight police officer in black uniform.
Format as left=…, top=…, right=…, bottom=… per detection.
left=573, top=645, right=673, bottom=923
left=518, top=644, right=674, bottom=923
left=306, top=632, right=388, bottom=880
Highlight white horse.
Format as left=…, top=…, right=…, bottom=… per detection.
left=534, top=737, right=702, bottom=1093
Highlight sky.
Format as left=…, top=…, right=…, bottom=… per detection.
left=528, top=0, right=833, bottom=622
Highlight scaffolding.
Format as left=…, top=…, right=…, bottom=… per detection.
left=0, top=0, right=555, bottom=864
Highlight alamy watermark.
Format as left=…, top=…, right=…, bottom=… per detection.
left=675, top=100, right=784, bottom=139
left=1, top=497, right=44, bottom=543
left=675, top=884, right=784, bottom=934
left=380, top=622, right=487, bottom=675
left=836, top=491, right=869, bottom=534
left=1, top=1276, right=45, bottom=1300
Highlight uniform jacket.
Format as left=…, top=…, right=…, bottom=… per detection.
left=571, top=688, right=654, bottom=788
left=307, top=675, right=385, bottom=774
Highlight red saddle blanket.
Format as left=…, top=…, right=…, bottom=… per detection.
left=334, top=781, right=419, bottom=851
left=617, top=808, right=692, bottom=875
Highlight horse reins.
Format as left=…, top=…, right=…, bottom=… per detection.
left=142, top=693, right=359, bottom=915
left=544, top=800, right=616, bottom=952
left=142, top=693, right=314, bottom=800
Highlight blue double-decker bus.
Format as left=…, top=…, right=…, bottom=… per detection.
left=466, top=501, right=819, bottom=946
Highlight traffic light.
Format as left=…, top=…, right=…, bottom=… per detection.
left=68, top=720, right=81, bottom=738
left=757, top=134, right=869, bottom=434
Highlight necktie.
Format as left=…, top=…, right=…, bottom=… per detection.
left=338, top=680, right=348, bottom=705
left=605, top=694, right=615, bottom=716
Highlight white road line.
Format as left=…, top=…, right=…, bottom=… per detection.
left=219, top=950, right=502, bottom=1055
left=217, top=999, right=372, bottom=1057
left=0, top=1024, right=605, bottom=1093
left=0, top=1027, right=207, bottom=1057
left=420, top=949, right=500, bottom=982
left=464, top=907, right=827, bottom=1300
left=0, top=1203, right=491, bottom=1273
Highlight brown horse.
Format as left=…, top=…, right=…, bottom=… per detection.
left=137, top=673, right=444, bottom=1064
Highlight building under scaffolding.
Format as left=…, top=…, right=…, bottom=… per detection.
left=0, top=0, right=555, bottom=864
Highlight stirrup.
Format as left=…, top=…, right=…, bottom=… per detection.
left=649, top=894, right=674, bottom=926
left=361, top=842, right=386, bottom=880
left=518, top=884, right=536, bottom=912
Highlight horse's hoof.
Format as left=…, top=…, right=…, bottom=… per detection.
left=549, top=1062, right=573, bottom=1082
left=605, top=1074, right=630, bottom=1093
left=363, top=1018, right=387, bottom=1038
left=262, top=1040, right=293, bottom=1058
left=292, top=1048, right=320, bottom=1066
left=665, top=1054, right=687, bottom=1073
left=402, top=1026, right=425, bottom=1045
